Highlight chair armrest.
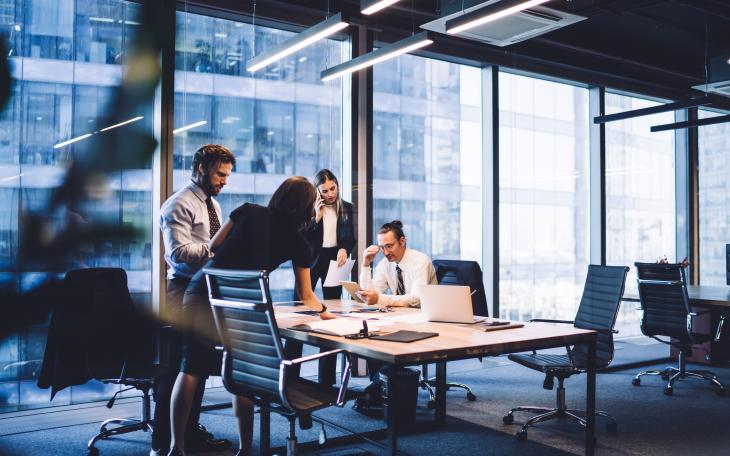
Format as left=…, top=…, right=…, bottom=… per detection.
left=529, top=319, right=574, bottom=324
left=281, top=349, right=344, bottom=367
left=280, top=350, right=352, bottom=408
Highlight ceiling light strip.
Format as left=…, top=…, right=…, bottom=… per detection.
left=173, top=120, right=208, bottom=135
left=650, top=114, right=730, bottom=132
left=361, top=0, right=402, bottom=15
left=446, top=0, right=551, bottom=35
left=594, top=97, right=713, bottom=124
left=246, top=13, right=348, bottom=73
left=321, top=31, right=433, bottom=82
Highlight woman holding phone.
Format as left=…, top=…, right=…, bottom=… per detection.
left=306, top=169, right=356, bottom=299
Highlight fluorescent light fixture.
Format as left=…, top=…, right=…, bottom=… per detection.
left=173, top=120, right=207, bottom=135
left=362, top=0, right=402, bottom=15
left=54, top=133, right=93, bottom=149
left=321, top=31, right=433, bottom=82
left=650, top=114, right=730, bottom=132
left=99, top=116, right=144, bottom=132
left=89, top=17, right=115, bottom=23
left=247, top=13, right=348, bottom=73
left=593, top=96, right=712, bottom=124
left=446, top=0, right=551, bottom=35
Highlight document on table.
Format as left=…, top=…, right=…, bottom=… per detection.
left=323, top=259, right=355, bottom=287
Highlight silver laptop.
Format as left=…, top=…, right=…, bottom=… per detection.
left=419, top=284, right=475, bottom=323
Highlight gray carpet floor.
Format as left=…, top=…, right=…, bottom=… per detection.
left=1, top=338, right=729, bottom=456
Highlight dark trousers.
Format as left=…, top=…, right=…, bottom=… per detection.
left=311, top=246, right=343, bottom=300
left=152, top=277, right=206, bottom=448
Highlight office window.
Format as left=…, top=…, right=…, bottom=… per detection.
left=372, top=55, right=482, bottom=263
left=605, top=93, right=675, bottom=335
left=174, top=11, right=346, bottom=297
left=0, top=0, right=154, bottom=413
left=498, top=72, right=590, bottom=321
left=698, top=110, right=730, bottom=285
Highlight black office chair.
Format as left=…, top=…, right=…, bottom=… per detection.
left=204, top=268, right=351, bottom=456
left=632, top=262, right=725, bottom=396
left=38, top=268, right=166, bottom=455
left=503, top=265, right=628, bottom=441
left=418, top=260, right=489, bottom=407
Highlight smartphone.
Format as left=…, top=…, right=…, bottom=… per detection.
left=483, top=320, right=510, bottom=327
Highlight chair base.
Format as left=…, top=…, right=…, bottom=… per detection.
left=633, top=366, right=726, bottom=396
left=420, top=379, right=477, bottom=408
left=502, top=377, right=616, bottom=440
left=632, top=348, right=725, bottom=396
left=87, top=385, right=154, bottom=455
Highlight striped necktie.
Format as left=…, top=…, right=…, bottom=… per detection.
left=206, top=197, right=220, bottom=238
left=396, top=264, right=405, bottom=295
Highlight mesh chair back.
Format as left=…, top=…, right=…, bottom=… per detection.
left=571, top=265, right=629, bottom=368
left=634, top=262, right=692, bottom=342
left=433, top=260, right=489, bottom=317
left=205, top=268, right=284, bottom=402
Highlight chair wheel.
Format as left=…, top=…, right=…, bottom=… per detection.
left=87, top=448, right=99, bottom=456
left=716, top=387, right=725, bottom=397
left=503, top=414, right=514, bottom=425
left=426, top=400, right=435, bottom=410
left=516, top=430, right=527, bottom=441
left=466, top=392, right=477, bottom=401
left=663, top=386, right=673, bottom=396
left=631, top=378, right=640, bottom=386
left=606, top=422, right=617, bottom=433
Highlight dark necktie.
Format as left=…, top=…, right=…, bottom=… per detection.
left=206, top=197, right=220, bottom=238
left=396, top=265, right=405, bottom=295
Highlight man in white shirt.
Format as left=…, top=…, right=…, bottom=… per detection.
left=155, top=144, right=235, bottom=455
left=358, top=220, right=436, bottom=307
left=355, top=221, right=436, bottom=415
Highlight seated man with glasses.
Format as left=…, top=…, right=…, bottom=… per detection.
left=355, top=220, right=437, bottom=414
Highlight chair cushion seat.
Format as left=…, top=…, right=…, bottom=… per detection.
left=284, top=378, right=340, bottom=413
left=508, top=353, right=576, bottom=375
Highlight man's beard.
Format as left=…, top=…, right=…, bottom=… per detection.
left=200, top=172, right=219, bottom=196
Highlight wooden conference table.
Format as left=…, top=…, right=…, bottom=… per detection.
left=274, top=299, right=598, bottom=456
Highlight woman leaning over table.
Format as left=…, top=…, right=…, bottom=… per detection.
left=167, top=176, right=336, bottom=456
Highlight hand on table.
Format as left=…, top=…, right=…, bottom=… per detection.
left=358, top=289, right=380, bottom=305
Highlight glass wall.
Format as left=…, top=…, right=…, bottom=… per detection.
left=605, top=93, right=676, bottom=335
left=698, top=110, right=730, bottom=285
left=0, top=0, right=154, bottom=412
left=498, top=72, right=590, bottom=321
left=173, top=9, right=347, bottom=298
left=372, top=54, right=482, bottom=263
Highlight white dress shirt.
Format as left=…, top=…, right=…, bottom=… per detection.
left=321, top=204, right=337, bottom=248
left=359, top=248, right=437, bottom=307
left=160, top=180, right=221, bottom=279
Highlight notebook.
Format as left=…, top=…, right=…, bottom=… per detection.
left=290, top=318, right=377, bottom=336
left=369, top=330, right=438, bottom=343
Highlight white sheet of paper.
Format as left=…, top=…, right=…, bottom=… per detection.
left=323, top=259, right=355, bottom=287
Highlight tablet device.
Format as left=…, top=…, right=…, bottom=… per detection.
left=340, top=280, right=365, bottom=303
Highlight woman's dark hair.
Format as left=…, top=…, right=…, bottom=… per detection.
left=268, top=176, right=318, bottom=228
left=378, top=220, right=405, bottom=240
left=313, top=168, right=344, bottom=220
left=191, top=144, right=236, bottom=178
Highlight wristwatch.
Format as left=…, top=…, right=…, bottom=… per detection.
left=317, top=303, right=328, bottom=314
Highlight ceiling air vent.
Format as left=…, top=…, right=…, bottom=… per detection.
left=421, top=0, right=585, bottom=47
left=693, top=54, right=730, bottom=99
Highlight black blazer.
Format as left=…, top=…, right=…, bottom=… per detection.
left=306, top=200, right=356, bottom=261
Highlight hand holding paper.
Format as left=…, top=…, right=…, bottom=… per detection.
left=323, top=259, right=355, bottom=287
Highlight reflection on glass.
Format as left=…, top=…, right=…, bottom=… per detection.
left=498, top=72, right=590, bottom=322
left=372, top=54, right=482, bottom=264
left=0, top=0, right=153, bottom=413
left=605, top=93, right=675, bottom=336
left=698, top=110, right=730, bottom=285
left=173, top=11, right=346, bottom=298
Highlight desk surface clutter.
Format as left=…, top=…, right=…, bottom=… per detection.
left=275, top=299, right=594, bottom=365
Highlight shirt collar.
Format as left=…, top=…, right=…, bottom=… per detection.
left=395, top=248, right=411, bottom=269
left=187, top=179, right=209, bottom=202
